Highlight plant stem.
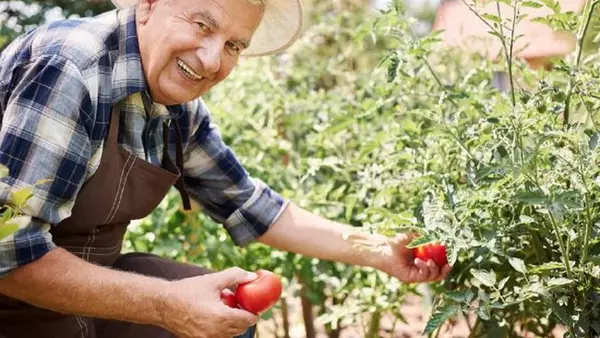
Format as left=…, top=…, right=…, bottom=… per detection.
left=547, top=212, right=572, bottom=278
left=460, top=0, right=516, bottom=105
left=366, top=310, right=381, bottom=338
left=495, top=0, right=518, bottom=107
left=579, top=165, right=594, bottom=267
left=564, top=0, right=599, bottom=125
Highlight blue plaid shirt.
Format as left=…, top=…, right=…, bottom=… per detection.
left=0, top=7, right=288, bottom=277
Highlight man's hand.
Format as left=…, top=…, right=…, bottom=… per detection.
left=160, top=267, right=259, bottom=338
left=379, top=233, right=452, bottom=283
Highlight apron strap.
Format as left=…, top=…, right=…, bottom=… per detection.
left=107, top=102, right=122, bottom=145
left=163, top=119, right=192, bottom=211
left=141, top=91, right=192, bottom=211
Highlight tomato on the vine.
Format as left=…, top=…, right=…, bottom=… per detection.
left=412, top=242, right=448, bottom=267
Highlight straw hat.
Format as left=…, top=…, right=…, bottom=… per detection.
left=110, top=0, right=304, bottom=57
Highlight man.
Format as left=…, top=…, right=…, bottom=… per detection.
left=0, top=0, right=452, bottom=337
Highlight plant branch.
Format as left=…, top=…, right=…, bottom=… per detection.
left=495, top=0, right=518, bottom=106
left=547, top=212, right=573, bottom=278
left=564, top=0, right=600, bottom=125
left=579, top=163, right=594, bottom=267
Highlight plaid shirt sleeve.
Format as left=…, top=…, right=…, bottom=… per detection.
left=183, top=100, right=289, bottom=246
left=0, top=54, right=94, bottom=277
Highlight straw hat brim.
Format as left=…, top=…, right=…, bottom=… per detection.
left=110, top=0, right=303, bottom=57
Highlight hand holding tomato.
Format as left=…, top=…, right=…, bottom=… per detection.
left=163, top=267, right=259, bottom=338
left=378, top=233, right=452, bottom=283
left=220, top=269, right=283, bottom=315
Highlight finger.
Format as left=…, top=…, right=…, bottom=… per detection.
left=426, top=259, right=440, bottom=280
left=221, top=288, right=235, bottom=296
left=414, top=259, right=431, bottom=282
left=438, top=264, right=452, bottom=281
left=213, top=267, right=258, bottom=289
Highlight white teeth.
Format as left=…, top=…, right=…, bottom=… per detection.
left=177, top=60, right=203, bottom=80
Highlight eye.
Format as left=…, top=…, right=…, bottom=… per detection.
left=197, top=22, right=210, bottom=33
left=226, top=42, right=241, bottom=55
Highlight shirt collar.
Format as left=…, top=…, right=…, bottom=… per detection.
left=111, top=6, right=148, bottom=105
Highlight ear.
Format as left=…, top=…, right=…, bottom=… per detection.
left=136, top=0, right=159, bottom=25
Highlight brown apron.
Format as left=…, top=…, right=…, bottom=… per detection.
left=0, top=100, right=255, bottom=338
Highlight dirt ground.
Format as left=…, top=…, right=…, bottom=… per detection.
left=256, top=289, right=565, bottom=338
left=256, top=291, right=472, bottom=338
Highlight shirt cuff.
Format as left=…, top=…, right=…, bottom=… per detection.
left=223, top=178, right=289, bottom=247
left=0, top=218, right=56, bottom=278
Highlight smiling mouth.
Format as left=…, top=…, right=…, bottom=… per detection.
left=177, top=59, right=203, bottom=82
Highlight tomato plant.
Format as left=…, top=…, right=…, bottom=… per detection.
left=123, top=0, right=600, bottom=336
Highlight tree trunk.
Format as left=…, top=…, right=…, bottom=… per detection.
left=281, top=298, right=291, bottom=338
left=300, top=281, right=317, bottom=338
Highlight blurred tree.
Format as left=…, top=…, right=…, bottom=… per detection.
left=1, top=0, right=113, bottom=50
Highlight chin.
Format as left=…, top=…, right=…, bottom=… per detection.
left=153, top=88, right=202, bottom=105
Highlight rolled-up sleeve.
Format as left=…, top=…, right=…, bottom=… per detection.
left=183, top=101, right=289, bottom=246
left=0, top=54, right=93, bottom=276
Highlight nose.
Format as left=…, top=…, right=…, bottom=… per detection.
left=196, top=40, right=221, bottom=75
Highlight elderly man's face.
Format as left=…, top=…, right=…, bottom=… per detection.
left=136, top=0, right=264, bottom=105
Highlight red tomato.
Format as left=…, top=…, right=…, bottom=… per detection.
left=220, top=289, right=239, bottom=308
left=235, top=269, right=283, bottom=314
left=412, top=242, right=448, bottom=267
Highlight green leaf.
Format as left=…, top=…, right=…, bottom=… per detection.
left=519, top=215, right=535, bottom=224
left=476, top=305, right=491, bottom=321
left=423, top=305, right=460, bottom=335
left=540, top=0, right=561, bottom=13
left=551, top=300, right=573, bottom=326
left=547, top=278, right=573, bottom=287
left=444, top=290, right=475, bottom=303
left=588, top=255, right=600, bottom=265
left=0, top=223, right=19, bottom=240
left=508, top=257, right=527, bottom=274
left=345, top=195, right=357, bottom=222
left=522, top=1, right=543, bottom=8
left=407, top=235, right=434, bottom=248
left=481, top=14, right=502, bottom=24
left=9, top=187, right=33, bottom=210
left=260, top=308, right=275, bottom=320
left=513, top=190, right=546, bottom=205
left=1, top=208, right=13, bottom=223
left=471, top=269, right=497, bottom=287
left=530, top=262, right=564, bottom=273
left=498, top=277, right=510, bottom=290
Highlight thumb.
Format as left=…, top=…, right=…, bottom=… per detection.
left=392, top=232, right=418, bottom=252
left=213, top=267, right=258, bottom=290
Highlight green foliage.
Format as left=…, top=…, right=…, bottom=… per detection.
left=129, top=0, right=600, bottom=336
left=1, top=0, right=112, bottom=50
left=4, top=0, right=600, bottom=336
left=0, top=165, right=37, bottom=240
